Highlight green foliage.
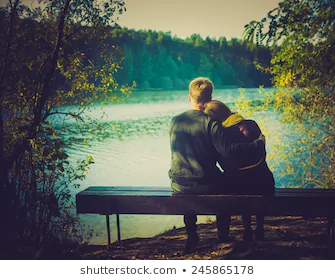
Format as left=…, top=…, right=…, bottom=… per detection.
left=244, top=0, right=335, bottom=188
left=160, top=76, right=174, bottom=89
left=197, top=53, right=213, bottom=78
left=212, top=59, right=237, bottom=87
left=111, top=28, right=273, bottom=89
left=0, top=0, right=132, bottom=255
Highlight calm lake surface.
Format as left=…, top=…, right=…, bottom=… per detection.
left=64, top=88, right=288, bottom=244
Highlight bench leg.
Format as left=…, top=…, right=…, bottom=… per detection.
left=116, top=214, right=121, bottom=243
left=328, top=216, right=335, bottom=242
left=106, top=215, right=111, bottom=250
left=105, top=214, right=122, bottom=249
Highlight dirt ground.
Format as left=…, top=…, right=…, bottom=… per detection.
left=77, top=216, right=335, bottom=260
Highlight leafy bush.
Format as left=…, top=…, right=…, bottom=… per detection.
left=0, top=0, right=132, bottom=257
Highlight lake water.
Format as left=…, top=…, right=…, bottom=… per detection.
left=64, top=88, right=288, bottom=244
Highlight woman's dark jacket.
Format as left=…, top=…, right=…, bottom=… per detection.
left=218, top=114, right=275, bottom=195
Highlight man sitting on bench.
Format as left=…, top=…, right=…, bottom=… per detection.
left=168, top=77, right=266, bottom=253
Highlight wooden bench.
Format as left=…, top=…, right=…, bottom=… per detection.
left=76, top=186, right=335, bottom=249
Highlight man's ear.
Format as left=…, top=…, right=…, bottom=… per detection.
left=188, top=93, right=191, bottom=102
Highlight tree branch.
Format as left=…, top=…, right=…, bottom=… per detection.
left=32, top=0, right=72, bottom=135
left=45, top=111, right=85, bottom=122
left=8, top=0, right=72, bottom=173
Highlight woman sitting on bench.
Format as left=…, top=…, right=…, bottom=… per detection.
left=203, top=100, right=275, bottom=241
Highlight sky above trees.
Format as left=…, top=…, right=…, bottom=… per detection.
left=117, top=0, right=281, bottom=40
left=0, top=0, right=282, bottom=39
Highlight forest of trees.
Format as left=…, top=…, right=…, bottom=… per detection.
left=109, top=27, right=273, bottom=89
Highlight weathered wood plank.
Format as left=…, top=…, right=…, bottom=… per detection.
left=83, top=186, right=172, bottom=192
left=77, top=186, right=335, bottom=197
left=76, top=186, right=335, bottom=216
left=76, top=194, right=263, bottom=215
left=81, top=186, right=335, bottom=193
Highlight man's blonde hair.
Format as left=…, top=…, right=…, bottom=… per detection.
left=189, top=77, right=214, bottom=104
left=203, top=100, right=232, bottom=122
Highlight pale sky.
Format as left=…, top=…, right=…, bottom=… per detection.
left=0, top=0, right=282, bottom=40
left=117, top=0, right=282, bottom=40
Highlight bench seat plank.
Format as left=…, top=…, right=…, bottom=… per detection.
left=76, top=186, right=335, bottom=216
left=79, top=186, right=335, bottom=196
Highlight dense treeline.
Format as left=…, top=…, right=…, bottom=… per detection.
left=108, top=28, right=273, bottom=89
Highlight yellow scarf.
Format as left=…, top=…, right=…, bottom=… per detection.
left=221, top=113, right=264, bottom=171
left=221, top=113, right=245, bottom=128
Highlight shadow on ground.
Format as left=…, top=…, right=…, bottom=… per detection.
left=79, top=216, right=335, bottom=260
